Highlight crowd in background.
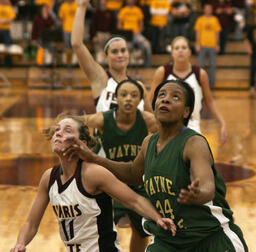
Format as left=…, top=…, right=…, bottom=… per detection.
left=1, top=0, right=256, bottom=89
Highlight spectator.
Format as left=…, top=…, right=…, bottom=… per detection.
left=170, top=0, right=191, bottom=40
left=149, top=0, right=170, bottom=53
left=58, top=0, right=77, bottom=64
left=31, top=4, right=55, bottom=65
left=0, top=0, right=16, bottom=66
left=118, top=0, right=152, bottom=67
left=35, top=0, right=54, bottom=9
left=106, top=0, right=123, bottom=18
left=90, top=0, right=116, bottom=64
left=138, top=0, right=151, bottom=36
left=31, top=5, right=55, bottom=49
left=194, top=3, right=221, bottom=88
left=245, top=11, right=256, bottom=96
left=214, top=0, right=234, bottom=55
left=232, top=0, right=246, bottom=41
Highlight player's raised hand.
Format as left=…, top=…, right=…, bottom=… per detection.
left=10, top=244, right=26, bottom=252
left=62, top=136, right=96, bottom=162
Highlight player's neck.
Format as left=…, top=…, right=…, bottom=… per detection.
left=115, top=109, right=136, bottom=130
left=173, top=61, right=191, bottom=73
left=60, top=158, right=79, bottom=181
left=158, top=122, right=184, bottom=143
left=109, top=69, right=127, bottom=83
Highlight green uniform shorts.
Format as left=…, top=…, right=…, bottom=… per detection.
left=146, top=222, right=248, bottom=252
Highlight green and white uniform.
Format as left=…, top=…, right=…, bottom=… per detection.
left=101, top=108, right=149, bottom=237
left=143, top=128, right=248, bottom=252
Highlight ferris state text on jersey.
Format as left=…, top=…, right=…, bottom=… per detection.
left=52, top=204, right=82, bottom=219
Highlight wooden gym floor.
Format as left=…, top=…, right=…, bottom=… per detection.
left=0, top=86, right=255, bottom=251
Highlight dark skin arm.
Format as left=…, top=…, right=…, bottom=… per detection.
left=178, top=135, right=215, bottom=205
left=62, top=135, right=152, bottom=186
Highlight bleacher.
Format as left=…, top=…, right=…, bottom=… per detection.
left=0, top=19, right=251, bottom=90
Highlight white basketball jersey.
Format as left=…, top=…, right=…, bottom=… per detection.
left=95, top=73, right=144, bottom=113
left=48, top=161, right=120, bottom=252
left=164, top=64, right=203, bottom=133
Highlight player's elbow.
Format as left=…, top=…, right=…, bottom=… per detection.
left=71, top=38, right=83, bottom=51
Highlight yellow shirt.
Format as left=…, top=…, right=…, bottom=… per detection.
left=118, top=6, right=144, bottom=34
left=150, top=0, right=170, bottom=27
left=35, top=0, right=52, bottom=7
left=194, top=15, right=221, bottom=48
left=139, top=0, right=152, bottom=6
left=106, top=0, right=123, bottom=11
left=58, top=1, right=77, bottom=33
left=0, top=5, right=16, bottom=30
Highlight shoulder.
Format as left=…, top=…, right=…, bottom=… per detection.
left=119, top=7, right=127, bottom=14
left=195, top=15, right=203, bottom=22
left=82, top=162, right=114, bottom=187
left=40, top=168, right=53, bottom=189
left=142, top=134, right=154, bottom=150
left=186, top=134, right=207, bottom=146
left=141, top=110, right=154, bottom=120
left=141, top=111, right=158, bottom=132
left=153, top=65, right=165, bottom=80
left=42, top=168, right=53, bottom=180
left=199, top=68, right=209, bottom=83
left=184, top=134, right=210, bottom=156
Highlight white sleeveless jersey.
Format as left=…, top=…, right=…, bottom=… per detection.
left=48, top=161, right=120, bottom=252
left=164, top=64, right=203, bottom=133
left=95, top=74, right=144, bottom=113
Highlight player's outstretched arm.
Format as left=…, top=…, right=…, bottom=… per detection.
left=87, top=164, right=176, bottom=236
left=178, top=135, right=215, bottom=205
left=71, top=0, right=107, bottom=98
left=62, top=135, right=151, bottom=186
left=10, top=170, right=51, bottom=252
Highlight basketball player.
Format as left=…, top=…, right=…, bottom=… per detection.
left=150, top=36, right=227, bottom=144
left=62, top=79, right=248, bottom=252
left=71, top=0, right=151, bottom=113
left=72, top=0, right=152, bottom=248
left=10, top=113, right=176, bottom=252
left=80, top=79, right=157, bottom=251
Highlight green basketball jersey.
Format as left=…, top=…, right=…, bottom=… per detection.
left=143, top=128, right=236, bottom=249
left=101, top=109, right=148, bottom=163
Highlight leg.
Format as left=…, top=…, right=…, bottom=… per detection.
left=171, top=23, right=180, bottom=40
left=196, top=223, right=248, bottom=252
left=3, top=30, right=12, bottom=67
left=220, top=28, right=231, bottom=54
left=150, top=26, right=160, bottom=53
left=249, top=54, right=256, bottom=88
left=208, top=48, right=217, bottom=88
left=197, top=47, right=207, bottom=69
left=129, top=223, right=148, bottom=252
